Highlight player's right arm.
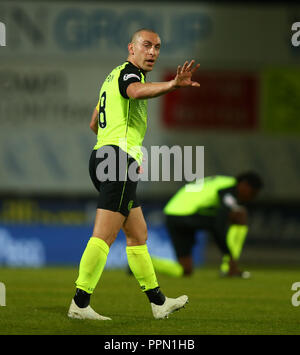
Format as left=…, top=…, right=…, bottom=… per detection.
left=127, top=60, right=200, bottom=99
left=89, top=105, right=99, bottom=135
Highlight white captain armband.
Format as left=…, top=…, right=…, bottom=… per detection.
left=123, top=73, right=141, bottom=81
left=223, top=193, right=244, bottom=211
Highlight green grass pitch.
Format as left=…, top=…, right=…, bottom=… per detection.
left=0, top=265, right=299, bottom=335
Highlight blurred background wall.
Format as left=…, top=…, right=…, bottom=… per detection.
left=0, top=0, right=299, bottom=267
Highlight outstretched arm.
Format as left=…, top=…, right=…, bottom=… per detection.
left=127, top=60, right=200, bottom=99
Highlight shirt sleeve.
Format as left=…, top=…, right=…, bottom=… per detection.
left=118, top=64, right=142, bottom=99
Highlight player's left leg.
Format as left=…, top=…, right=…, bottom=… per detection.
left=158, top=215, right=197, bottom=276
left=123, top=207, right=188, bottom=319
left=151, top=214, right=209, bottom=277
left=123, top=207, right=158, bottom=292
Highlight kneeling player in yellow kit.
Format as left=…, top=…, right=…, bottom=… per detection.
left=67, top=29, right=200, bottom=320
left=152, top=172, right=263, bottom=278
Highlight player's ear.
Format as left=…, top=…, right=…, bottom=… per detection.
left=128, top=42, right=134, bottom=56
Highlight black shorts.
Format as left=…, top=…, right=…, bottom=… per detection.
left=165, top=215, right=201, bottom=258
left=165, top=210, right=231, bottom=258
left=89, top=145, right=140, bottom=217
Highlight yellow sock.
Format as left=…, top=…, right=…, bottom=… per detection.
left=151, top=256, right=184, bottom=277
left=227, top=225, right=248, bottom=260
left=75, top=237, right=109, bottom=294
left=220, top=225, right=248, bottom=272
left=126, top=244, right=159, bottom=291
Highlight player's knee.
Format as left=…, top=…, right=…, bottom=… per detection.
left=93, top=233, right=117, bottom=247
left=124, top=226, right=148, bottom=246
left=178, top=256, right=193, bottom=276
left=126, top=235, right=147, bottom=246
left=134, top=231, right=148, bottom=245
left=183, top=268, right=193, bottom=276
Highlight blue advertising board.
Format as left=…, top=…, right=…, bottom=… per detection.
left=0, top=223, right=206, bottom=268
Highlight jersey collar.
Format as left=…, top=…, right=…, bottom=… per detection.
left=126, top=61, right=146, bottom=76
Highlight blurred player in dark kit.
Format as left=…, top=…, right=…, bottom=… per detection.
left=152, top=172, right=263, bottom=278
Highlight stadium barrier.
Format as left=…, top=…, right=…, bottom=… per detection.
left=0, top=197, right=299, bottom=267
left=0, top=198, right=206, bottom=267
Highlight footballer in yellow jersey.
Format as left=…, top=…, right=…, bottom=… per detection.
left=68, top=28, right=200, bottom=321
left=160, top=172, right=263, bottom=278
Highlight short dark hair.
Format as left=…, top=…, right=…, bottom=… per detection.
left=130, top=28, right=158, bottom=42
left=236, top=171, right=264, bottom=190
